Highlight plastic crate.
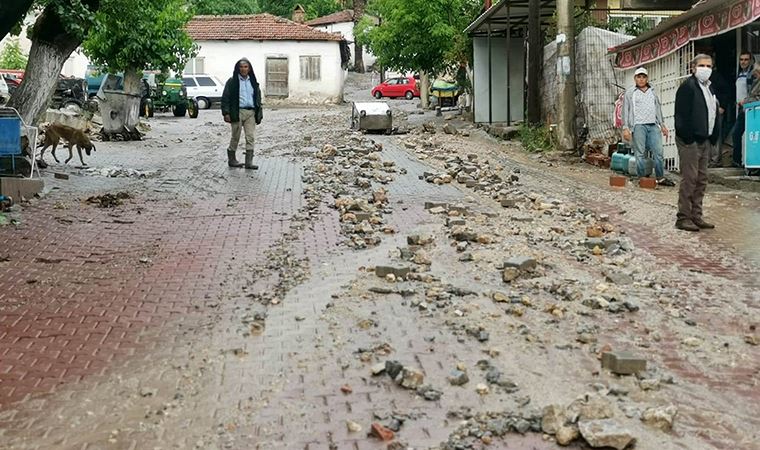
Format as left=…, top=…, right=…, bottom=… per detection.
left=0, top=117, right=22, bottom=156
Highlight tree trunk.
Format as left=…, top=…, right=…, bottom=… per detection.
left=420, top=72, right=430, bottom=109
left=0, top=0, right=34, bottom=41
left=352, top=0, right=365, bottom=73
left=6, top=1, right=99, bottom=125
left=122, top=68, right=142, bottom=133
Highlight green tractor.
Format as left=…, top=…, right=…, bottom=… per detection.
left=143, top=76, right=198, bottom=118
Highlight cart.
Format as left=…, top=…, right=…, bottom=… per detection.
left=743, top=100, right=760, bottom=175
left=430, top=79, right=459, bottom=108
left=351, top=102, right=392, bottom=133
left=0, top=107, right=39, bottom=178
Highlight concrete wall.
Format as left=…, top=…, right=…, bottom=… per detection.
left=312, top=21, right=377, bottom=70
left=0, top=16, right=89, bottom=78
left=193, top=40, right=345, bottom=104
left=473, top=36, right=525, bottom=124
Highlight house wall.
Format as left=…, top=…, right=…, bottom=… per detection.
left=473, top=36, right=525, bottom=124
left=0, top=18, right=89, bottom=78
left=194, top=40, right=345, bottom=104
left=312, top=21, right=377, bottom=70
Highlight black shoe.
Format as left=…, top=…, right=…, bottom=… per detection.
left=245, top=164, right=259, bottom=170
left=692, top=218, right=715, bottom=229
left=675, top=219, right=700, bottom=232
left=657, top=178, right=676, bottom=187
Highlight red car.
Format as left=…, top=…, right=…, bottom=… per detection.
left=371, top=76, right=420, bottom=100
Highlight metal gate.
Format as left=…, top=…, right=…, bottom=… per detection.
left=265, top=57, right=288, bottom=98
left=649, top=42, right=694, bottom=172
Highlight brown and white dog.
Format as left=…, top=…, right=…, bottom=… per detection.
left=38, top=123, right=96, bottom=166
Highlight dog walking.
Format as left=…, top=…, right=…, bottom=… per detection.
left=221, top=57, right=262, bottom=169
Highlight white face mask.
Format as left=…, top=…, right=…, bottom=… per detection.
left=695, top=67, right=712, bottom=83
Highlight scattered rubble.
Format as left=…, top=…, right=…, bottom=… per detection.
left=85, top=192, right=132, bottom=208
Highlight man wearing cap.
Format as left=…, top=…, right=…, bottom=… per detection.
left=622, top=67, right=674, bottom=186
left=674, top=54, right=720, bottom=232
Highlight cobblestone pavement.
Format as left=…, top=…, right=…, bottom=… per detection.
left=0, top=75, right=758, bottom=450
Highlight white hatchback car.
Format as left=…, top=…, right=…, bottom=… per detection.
left=181, top=74, right=225, bottom=109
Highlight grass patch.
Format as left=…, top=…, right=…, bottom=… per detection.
left=519, top=124, right=554, bottom=153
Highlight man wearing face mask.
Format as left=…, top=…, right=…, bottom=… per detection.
left=673, top=54, right=721, bottom=232
left=732, top=51, right=755, bottom=168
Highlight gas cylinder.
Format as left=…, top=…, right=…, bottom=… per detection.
left=610, top=152, right=630, bottom=173
left=627, top=156, right=653, bottom=177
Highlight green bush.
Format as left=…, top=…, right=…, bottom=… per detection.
left=0, top=40, right=28, bottom=70
left=519, top=124, right=553, bottom=153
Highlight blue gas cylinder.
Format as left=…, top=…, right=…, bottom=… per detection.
left=611, top=152, right=631, bottom=172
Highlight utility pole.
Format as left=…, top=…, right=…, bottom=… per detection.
left=527, top=0, right=541, bottom=125
left=556, top=0, right=576, bottom=151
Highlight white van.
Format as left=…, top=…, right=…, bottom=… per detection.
left=181, top=74, right=225, bottom=109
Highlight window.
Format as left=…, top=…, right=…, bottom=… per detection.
left=386, top=79, right=398, bottom=85
left=196, top=77, right=216, bottom=87
left=299, top=55, right=321, bottom=81
left=182, top=77, right=197, bottom=87
left=399, top=78, right=409, bottom=85
left=183, top=57, right=204, bottom=74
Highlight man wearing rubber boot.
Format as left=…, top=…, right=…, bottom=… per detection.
left=221, top=57, right=263, bottom=169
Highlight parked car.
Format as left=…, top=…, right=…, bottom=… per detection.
left=371, top=76, right=420, bottom=100
left=0, top=76, right=9, bottom=105
left=181, top=74, right=225, bottom=109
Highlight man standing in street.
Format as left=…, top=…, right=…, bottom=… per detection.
left=221, top=57, right=262, bottom=169
left=674, top=54, right=720, bottom=232
left=733, top=51, right=754, bottom=168
left=621, top=67, right=674, bottom=186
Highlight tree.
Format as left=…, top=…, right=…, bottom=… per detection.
left=359, top=0, right=480, bottom=75
left=358, top=0, right=480, bottom=106
left=84, top=0, right=196, bottom=136
left=304, top=0, right=342, bottom=20
left=7, top=0, right=101, bottom=125
left=0, top=39, right=28, bottom=70
left=189, top=0, right=259, bottom=15
left=0, top=0, right=35, bottom=42
left=352, top=0, right=365, bottom=73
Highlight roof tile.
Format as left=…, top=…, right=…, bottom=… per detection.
left=187, top=14, right=344, bottom=42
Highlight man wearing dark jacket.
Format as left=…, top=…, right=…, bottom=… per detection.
left=221, top=57, right=263, bottom=169
left=674, top=54, right=720, bottom=232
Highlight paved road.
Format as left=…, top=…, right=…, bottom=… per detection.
left=0, top=75, right=758, bottom=450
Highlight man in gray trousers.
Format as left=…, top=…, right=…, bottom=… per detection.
left=673, top=54, right=721, bottom=232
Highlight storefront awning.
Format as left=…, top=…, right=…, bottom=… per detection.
left=609, top=0, right=760, bottom=68
left=465, top=0, right=557, bottom=36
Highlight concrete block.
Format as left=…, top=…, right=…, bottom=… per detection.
left=609, top=175, right=626, bottom=187
left=601, top=351, right=647, bottom=375
left=0, top=177, right=44, bottom=200
left=503, top=256, right=537, bottom=271
left=639, top=177, right=656, bottom=189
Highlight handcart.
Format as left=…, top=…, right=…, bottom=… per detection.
left=430, top=79, right=459, bottom=108
left=0, top=107, right=39, bottom=178
left=743, top=100, right=760, bottom=175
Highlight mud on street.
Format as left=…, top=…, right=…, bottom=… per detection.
left=0, top=74, right=759, bottom=450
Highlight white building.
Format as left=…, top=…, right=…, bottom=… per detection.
left=0, top=28, right=89, bottom=78
left=305, top=10, right=377, bottom=71
left=185, top=14, right=347, bottom=104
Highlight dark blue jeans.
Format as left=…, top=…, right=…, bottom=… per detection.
left=733, top=111, right=745, bottom=167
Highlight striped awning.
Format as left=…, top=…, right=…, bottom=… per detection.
left=609, top=0, right=760, bottom=68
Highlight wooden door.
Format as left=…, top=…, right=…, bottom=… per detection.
left=265, top=57, right=288, bottom=98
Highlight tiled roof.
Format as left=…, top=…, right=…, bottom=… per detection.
left=305, top=9, right=354, bottom=26
left=186, top=14, right=343, bottom=42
